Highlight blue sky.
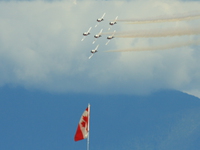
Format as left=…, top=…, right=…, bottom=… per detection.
left=1, top=0, right=200, bottom=149
left=1, top=87, right=200, bottom=150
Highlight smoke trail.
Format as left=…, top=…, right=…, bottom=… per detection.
left=105, top=40, right=200, bottom=52
left=114, top=27, right=200, bottom=38
left=118, top=13, right=200, bottom=24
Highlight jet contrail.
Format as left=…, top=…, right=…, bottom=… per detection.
left=113, top=27, right=200, bottom=38
left=105, top=40, right=200, bottom=52
left=118, top=13, right=200, bottom=24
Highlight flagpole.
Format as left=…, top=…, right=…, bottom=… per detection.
left=87, top=104, right=90, bottom=150
left=87, top=131, right=89, bottom=150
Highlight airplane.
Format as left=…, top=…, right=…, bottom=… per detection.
left=89, top=44, right=99, bottom=59
left=105, top=30, right=116, bottom=45
left=95, top=13, right=106, bottom=27
left=107, top=30, right=116, bottom=39
left=97, top=13, right=106, bottom=22
left=94, top=29, right=103, bottom=38
left=93, top=29, right=103, bottom=44
left=108, top=16, right=118, bottom=30
left=81, top=27, right=92, bottom=41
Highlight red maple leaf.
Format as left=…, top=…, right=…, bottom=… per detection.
left=81, top=115, right=88, bottom=129
left=81, top=121, right=86, bottom=127
left=83, top=116, right=88, bottom=123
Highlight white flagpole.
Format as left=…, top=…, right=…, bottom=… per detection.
left=87, top=104, right=90, bottom=150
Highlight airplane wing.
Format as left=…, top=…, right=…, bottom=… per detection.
left=99, top=29, right=103, bottom=35
left=114, top=16, right=118, bottom=21
left=81, top=36, right=86, bottom=41
left=95, top=23, right=99, bottom=27
left=95, top=44, right=99, bottom=50
left=112, top=30, right=116, bottom=36
left=87, top=27, right=92, bottom=32
left=105, top=40, right=110, bottom=45
left=92, top=39, right=96, bottom=44
left=102, top=13, right=106, bottom=18
left=88, top=54, right=94, bottom=59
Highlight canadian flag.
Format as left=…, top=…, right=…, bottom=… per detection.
left=74, top=104, right=90, bottom=141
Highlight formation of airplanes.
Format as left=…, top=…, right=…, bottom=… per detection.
left=81, top=13, right=118, bottom=59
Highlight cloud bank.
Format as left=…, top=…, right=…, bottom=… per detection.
left=0, top=0, right=200, bottom=96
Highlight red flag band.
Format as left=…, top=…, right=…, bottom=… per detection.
left=74, top=104, right=90, bottom=141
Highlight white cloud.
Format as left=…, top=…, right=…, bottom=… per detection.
left=0, top=0, right=200, bottom=95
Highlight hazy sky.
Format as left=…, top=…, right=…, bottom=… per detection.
left=0, top=0, right=200, bottom=97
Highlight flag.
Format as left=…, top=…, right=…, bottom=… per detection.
left=74, top=104, right=90, bottom=141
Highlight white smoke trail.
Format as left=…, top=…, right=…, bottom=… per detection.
left=118, top=13, right=200, bottom=24
left=105, top=40, right=200, bottom=52
left=114, top=27, right=200, bottom=38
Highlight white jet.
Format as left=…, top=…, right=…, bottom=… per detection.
left=93, top=29, right=103, bottom=44
left=106, top=30, right=116, bottom=45
left=89, top=44, right=99, bottom=59
left=95, top=13, right=106, bottom=27
left=108, top=16, right=118, bottom=30
left=81, top=27, right=92, bottom=41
